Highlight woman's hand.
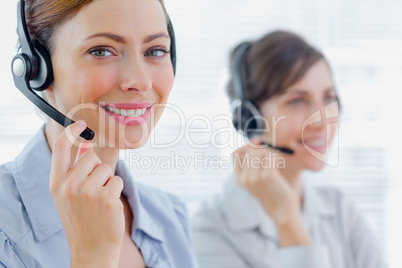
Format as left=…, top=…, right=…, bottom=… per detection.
left=233, top=137, right=311, bottom=246
left=49, top=121, right=124, bottom=268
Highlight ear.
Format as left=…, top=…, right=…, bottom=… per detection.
left=44, top=84, right=54, bottom=94
left=41, top=84, right=56, bottom=104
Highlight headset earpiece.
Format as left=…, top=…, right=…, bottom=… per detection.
left=14, top=40, right=53, bottom=91
left=30, top=41, right=53, bottom=91
left=231, top=99, right=266, bottom=139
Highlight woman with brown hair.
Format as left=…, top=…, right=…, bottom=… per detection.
left=0, top=0, right=197, bottom=267
left=191, top=31, right=387, bottom=268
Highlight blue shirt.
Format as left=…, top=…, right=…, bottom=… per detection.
left=0, top=126, right=198, bottom=268
left=191, top=176, right=387, bottom=268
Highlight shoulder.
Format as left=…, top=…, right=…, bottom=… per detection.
left=0, top=161, right=32, bottom=239
left=190, top=175, right=256, bottom=231
left=308, top=184, right=363, bottom=225
left=189, top=193, right=254, bottom=267
left=312, top=185, right=354, bottom=209
left=190, top=195, right=225, bottom=229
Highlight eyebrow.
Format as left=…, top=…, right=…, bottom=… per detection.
left=144, top=32, right=170, bottom=43
left=85, top=32, right=127, bottom=44
left=85, top=32, right=170, bottom=44
left=286, top=87, right=335, bottom=95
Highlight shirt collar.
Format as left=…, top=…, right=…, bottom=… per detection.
left=12, top=125, right=163, bottom=243
left=117, top=160, right=163, bottom=242
left=222, top=175, right=336, bottom=241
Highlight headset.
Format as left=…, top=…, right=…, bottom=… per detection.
left=230, top=42, right=294, bottom=155
left=11, top=0, right=177, bottom=141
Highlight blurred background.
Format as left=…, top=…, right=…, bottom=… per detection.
left=1, top=0, right=402, bottom=266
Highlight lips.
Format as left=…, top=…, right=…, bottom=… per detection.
left=102, top=102, right=153, bottom=109
left=100, top=102, right=153, bottom=126
left=303, top=138, right=326, bottom=147
left=103, top=106, right=147, bottom=117
left=301, top=136, right=327, bottom=153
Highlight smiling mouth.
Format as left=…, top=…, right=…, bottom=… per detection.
left=102, top=106, right=147, bottom=117
left=303, top=139, right=326, bottom=147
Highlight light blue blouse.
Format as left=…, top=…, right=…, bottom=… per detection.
left=0, top=126, right=198, bottom=268
left=191, top=176, right=387, bottom=268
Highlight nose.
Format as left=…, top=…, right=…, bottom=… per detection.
left=305, top=100, right=339, bottom=130
left=119, top=57, right=152, bottom=93
left=304, top=103, right=327, bottom=130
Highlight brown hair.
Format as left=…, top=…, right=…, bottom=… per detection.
left=24, top=0, right=169, bottom=53
left=227, top=30, right=329, bottom=108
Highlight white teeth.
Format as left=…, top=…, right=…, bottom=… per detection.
left=105, top=106, right=147, bottom=117
left=305, top=139, right=325, bottom=146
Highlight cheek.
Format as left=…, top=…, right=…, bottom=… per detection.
left=151, top=66, right=174, bottom=102
left=267, top=114, right=305, bottom=143
left=79, top=68, right=119, bottom=100
left=148, top=66, right=174, bottom=121
left=54, top=64, right=118, bottom=109
left=327, top=121, right=338, bottom=144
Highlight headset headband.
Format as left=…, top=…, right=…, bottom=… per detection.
left=231, top=42, right=252, bottom=102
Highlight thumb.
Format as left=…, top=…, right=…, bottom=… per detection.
left=73, top=140, right=94, bottom=166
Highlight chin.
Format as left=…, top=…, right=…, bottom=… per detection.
left=93, top=126, right=151, bottom=149
left=119, top=140, right=148, bottom=150
left=117, top=129, right=151, bottom=149
left=304, top=157, right=328, bottom=171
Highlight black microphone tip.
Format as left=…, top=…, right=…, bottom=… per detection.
left=277, top=147, right=295, bottom=155
left=80, top=128, right=95, bottom=140
left=261, top=142, right=294, bottom=155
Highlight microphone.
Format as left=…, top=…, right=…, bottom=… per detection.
left=261, top=142, right=294, bottom=155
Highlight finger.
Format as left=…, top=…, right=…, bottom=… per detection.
left=50, top=121, right=87, bottom=183
left=69, top=151, right=102, bottom=182
left=235, top=163, right=248, bottom=185
left=74, top=140, right=94, bottom=166
left=233, top=149, right=245, bottom=173
left=103, top=176, right=124, bottom=199
left=86, top=163, right=114, bottom=188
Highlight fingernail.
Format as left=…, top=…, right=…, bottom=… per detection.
left=76, top=120, right=86, bottom=126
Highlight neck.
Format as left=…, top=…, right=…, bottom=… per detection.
left=44, top=121, right=120, bottom=174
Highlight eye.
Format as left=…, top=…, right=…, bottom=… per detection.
left=324, top=94, right=338, bottom=103
left=145, top=47, right=170, bottom=58
left=288, top=97, right=304, bottom=105
left=88, top=46, right=114, bottom=58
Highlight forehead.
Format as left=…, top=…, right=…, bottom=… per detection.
left=285, top=59, right=334, bottom=94
left=54, top=0, right=167, bottom=43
